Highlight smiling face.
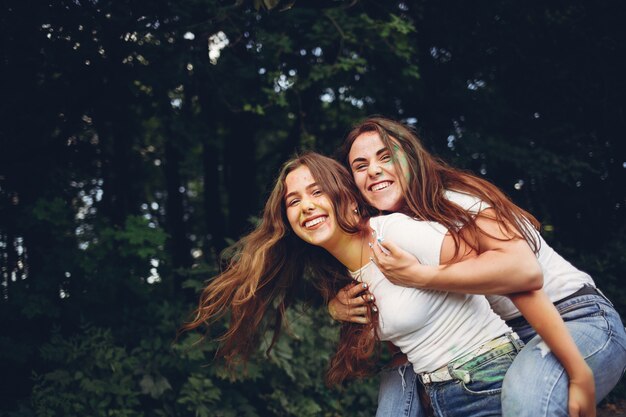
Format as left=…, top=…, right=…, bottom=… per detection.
left=284, top=165, right=343, bottom=250
left=348, top=131, right=409, bottom=212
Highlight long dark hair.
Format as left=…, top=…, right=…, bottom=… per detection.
left=181, top=152, right=380, bottom=385
left=336, top=116, right=541, bottom=259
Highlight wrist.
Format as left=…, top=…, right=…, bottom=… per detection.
left=397, top=264, right=431, bottom=289
left=416, top=264, right=438, bottom=288
left=568, top=362, right=593, bottom=382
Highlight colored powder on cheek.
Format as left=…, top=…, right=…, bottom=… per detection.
left=392, top=146, right=411, bottom=182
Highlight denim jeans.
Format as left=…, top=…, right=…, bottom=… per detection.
left=376, top=363, right=424, bottom=417
left=375, top=290, right=626, bottom=417
left=376, top=338, right=519, bottom=417
left=501, top=291, right=626, bottom=417
left=424, top=340, right=518, bottom=417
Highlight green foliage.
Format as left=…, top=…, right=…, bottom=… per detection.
left=98, top=215, right=167, bottom=261
left=20, top=304, right=378, bottom=417
left=32, top=326, right=142, bottom=417
left=31, top=197, right=75, bottom=232
left=177, top=374, right=223, bottom=417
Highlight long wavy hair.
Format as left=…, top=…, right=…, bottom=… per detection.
left=336, top=116, right=540, bottom=259
left=181, top=152, right=380, bottom=385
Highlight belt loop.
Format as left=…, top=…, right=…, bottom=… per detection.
left=450, top=368, right=471, bottom=384
left=448, top=362, right=471, bottom=384
left=506, top=332, right=524, bottom=352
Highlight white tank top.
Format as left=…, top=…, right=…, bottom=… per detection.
left=349, top=213, right=510, bottom=373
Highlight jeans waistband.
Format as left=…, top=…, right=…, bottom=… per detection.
left=554, top=284, right=601, bottom=305
left=506, top=285, right=602, bottom=329
left=419, top=332, right=521, bottom=385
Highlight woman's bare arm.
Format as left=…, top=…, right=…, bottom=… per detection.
left=370, top=208, right=543, bottom=294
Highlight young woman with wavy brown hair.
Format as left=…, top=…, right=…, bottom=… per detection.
left=182, top=152, right=526, bottom=417
left=181, top=152, right=380, bottom=384
left=329, top=116, right=626, bottom=417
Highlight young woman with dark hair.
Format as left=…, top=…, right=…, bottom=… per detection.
left=183, top=152, right=526, bottom=416
left=329, top=116, right=626, bottom=417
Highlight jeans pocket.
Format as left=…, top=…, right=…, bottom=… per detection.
left=558, top=300, right=605, bottom=322
left=459, top=353, right=515, bottom=396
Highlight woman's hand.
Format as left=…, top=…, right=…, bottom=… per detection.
left=369, top=237, right=435, bottom=288
left=328, top=282, right=377, bottom=324
left=568, top=365, right=596, bottom=417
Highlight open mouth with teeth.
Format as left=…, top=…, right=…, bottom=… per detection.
left=369, top=181, right=393, bottom=192
left=303, top=216, right=328, bottom=229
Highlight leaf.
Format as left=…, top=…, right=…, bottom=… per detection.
left=139, top=374, right=172, bottom=398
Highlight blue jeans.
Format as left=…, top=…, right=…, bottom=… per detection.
left=501, top=291, right=626, bottom=417
left=377, top=338, right=519, bottom=417
left=425, top=340, right=518, bottom=417
left=375, top=290, right=626, bottom=417
left=376, top=363, right=424, bottom=417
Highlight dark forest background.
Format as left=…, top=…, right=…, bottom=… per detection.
left=1, top=0, right=625, bottom=416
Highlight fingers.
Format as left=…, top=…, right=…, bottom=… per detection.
left=369, top=240, right=393, bottom=274
left=360, top=292, right=375, bottom=303
left=345, top=282, right=370, bottom=298
left=341, top=282, right=373, bottom=304
left=348, top=304, right=378, bottom=324
left=336, top=304, right=376, bottom=324
left=374, top=238, right=391, bottom=257
left=350, top=306, right=369, bottom=316
left=368, top=242, right=382, bottom=266
left=369, top=240, right=384, bottom=256
left=329, top=283, right=377, bottom=322
left=377, top=238, right=398, bottom=256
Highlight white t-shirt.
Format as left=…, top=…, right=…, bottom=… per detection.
left=348, top=213, right=510, bottom=374
left=446, top=190, right=595, bottom=320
